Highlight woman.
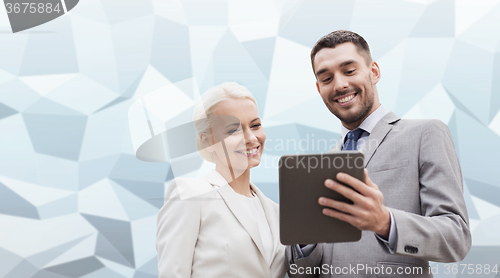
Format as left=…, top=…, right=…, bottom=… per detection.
left=156, top=83, right=286, bottom=278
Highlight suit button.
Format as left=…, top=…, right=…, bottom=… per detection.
left=404, top=245, right=418, bottom=254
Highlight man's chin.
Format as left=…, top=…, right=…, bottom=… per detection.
left=332, top=103, right=373, bottom=124
left=333, top=110, right=363, bottom=124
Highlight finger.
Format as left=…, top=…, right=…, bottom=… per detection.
left=318, top=197, right=360, bottom=216
left=335, top=172, right=372, bottom=197
left=364, top=169, right=378, bottom=190
left=322, top=208, right=356, bottom=225
left=325, top=179, right=365, bottom=204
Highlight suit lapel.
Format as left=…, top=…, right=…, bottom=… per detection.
left=327, top=112, right=400, bottom=166
left=204, top=169, right=229, bottom=188
left=251, top=183, right=279, bottom=263
left=217, top=183, right=267, bottom=264
left=206, top=170, right=265, bottom=251
left=204, top=170, right=276, bottom=275
left=363, top=112, right=400, bottom=167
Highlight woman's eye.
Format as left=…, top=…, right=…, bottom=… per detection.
left=252, top=124, right=261, bottom=128
left=227, top=129, right=241, bottom=134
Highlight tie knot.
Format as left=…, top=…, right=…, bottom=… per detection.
left=347, top=129, right=364, bottom=142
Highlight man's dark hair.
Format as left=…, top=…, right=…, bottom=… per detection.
left=311, top=30, right=372, bottom=73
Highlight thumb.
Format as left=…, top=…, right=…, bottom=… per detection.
left=364, top=168, right=378, bottom=189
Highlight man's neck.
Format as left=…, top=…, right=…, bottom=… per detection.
left=342, top=103, right=381, bottom=131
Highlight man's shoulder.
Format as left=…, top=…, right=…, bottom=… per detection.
left=394, top=118, right=448, bottom=132
left=396, top=118, right=443, bottom=126
left=390, top=118, right=452, bottom=144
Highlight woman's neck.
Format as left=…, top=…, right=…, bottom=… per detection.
left=215, top=164, right=253, bottom=197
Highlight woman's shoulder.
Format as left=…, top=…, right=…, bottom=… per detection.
left=167, top=175, right=218, bottom=201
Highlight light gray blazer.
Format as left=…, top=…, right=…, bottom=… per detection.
left=157, top=170, right=286, bottom=278
left=285, top=112, right=471, bottom=278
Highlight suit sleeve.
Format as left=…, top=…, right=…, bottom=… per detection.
left=391, top=119, right=471, bottom=262
left=285, top=244, right=324, bottom=278
left=156, top=179, right=201, bottom=278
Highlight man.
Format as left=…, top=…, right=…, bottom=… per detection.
left=285, top=30, right=471, bottom=277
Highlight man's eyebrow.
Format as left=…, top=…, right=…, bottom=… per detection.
left=339, top=60, right=357, bottom=67
left=315, top=60, right=358, bottom=77
left=315, top=68, right=328, bottom=76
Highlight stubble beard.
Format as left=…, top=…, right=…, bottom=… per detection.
left=328, top=84, right=375, bottom=127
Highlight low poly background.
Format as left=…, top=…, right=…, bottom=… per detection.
left=1, top=0, right=499, bottom=277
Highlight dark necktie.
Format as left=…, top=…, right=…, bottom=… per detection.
left=343, top=129, right=365, bottom=151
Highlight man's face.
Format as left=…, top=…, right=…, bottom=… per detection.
left=313, top=42, right=380, bottom=130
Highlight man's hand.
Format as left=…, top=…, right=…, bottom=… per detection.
left=318, top=169, right=391, bottom=239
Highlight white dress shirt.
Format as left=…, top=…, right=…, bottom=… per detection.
left=234, top=191, right=274, bottom=265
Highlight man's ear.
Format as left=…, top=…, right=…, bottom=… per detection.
left=371, top=61, right=381, bottom=85
left=316, top=81, right=320, bottom=93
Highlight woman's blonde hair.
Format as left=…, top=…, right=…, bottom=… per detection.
left=193, top=82, right=257, bottom=163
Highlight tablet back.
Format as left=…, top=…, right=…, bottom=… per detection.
left=279, top=151, right=364, bottom=245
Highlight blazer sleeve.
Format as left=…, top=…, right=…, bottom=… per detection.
left=156, top=178, right=201, bottom=278
left=391, top=119, right=471, bottom=262
left=266, top=198, right=287, bottom=278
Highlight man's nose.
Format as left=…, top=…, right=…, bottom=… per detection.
left=333, top=76, right=349, bottom=92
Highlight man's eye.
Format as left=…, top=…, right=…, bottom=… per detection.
left=322, top=77, right=332, bottom=83
left=346, top=69, right=356, bottom=74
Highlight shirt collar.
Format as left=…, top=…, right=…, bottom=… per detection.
left=205, top=169, right=230, bottom=187
left=340, top=104, right=390, bottom=143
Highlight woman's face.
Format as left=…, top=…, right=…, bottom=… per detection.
left=207, top=98, right=265, bottom=175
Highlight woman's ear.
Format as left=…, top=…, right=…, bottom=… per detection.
left=200, top=133, right=214, bottom=152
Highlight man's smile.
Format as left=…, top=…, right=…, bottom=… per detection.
left=334, top=93, right=357, bottom=106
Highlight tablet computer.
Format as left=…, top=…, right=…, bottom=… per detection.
left=279, top=151, right=364, bottom=245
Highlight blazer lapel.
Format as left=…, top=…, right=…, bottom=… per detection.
left=251, top=183, right=279, bottom=262
left=204, top=169, right=229, bottom=188
left=217, top=184, right=267, bottom=262
left=363, top=112, right=400, bottom=167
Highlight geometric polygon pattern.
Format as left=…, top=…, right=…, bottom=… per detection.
left=1, top=1, right=500, bottom=277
